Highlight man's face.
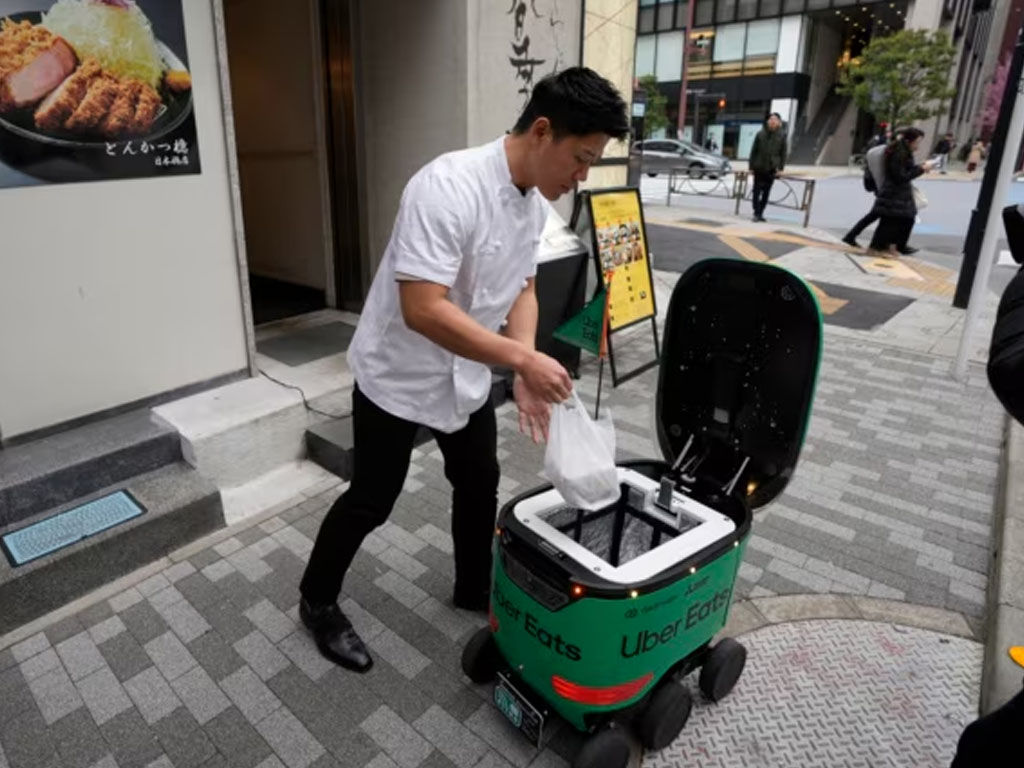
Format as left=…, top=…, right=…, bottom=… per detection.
left=767, top=115, right=781, bottom=131
left=530, top=121, right=611, bottom=200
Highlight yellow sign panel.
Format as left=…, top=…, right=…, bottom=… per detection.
left=590, top=190, right=656, bottom=330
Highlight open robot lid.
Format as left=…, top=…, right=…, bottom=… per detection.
left=656, top=259, right=822, bottom=510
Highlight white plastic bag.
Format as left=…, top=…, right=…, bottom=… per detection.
left=543, top=390, right=621, bottom=510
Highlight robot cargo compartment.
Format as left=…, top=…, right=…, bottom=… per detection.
left=511, top=468, right=737, bottom=585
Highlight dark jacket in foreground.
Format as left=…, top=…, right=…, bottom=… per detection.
left=871, top=142, right=924, bottom=219
left=749, top=128, right=787, bottom=174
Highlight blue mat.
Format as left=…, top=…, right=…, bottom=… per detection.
left=2, top=491, right=145, bottom=567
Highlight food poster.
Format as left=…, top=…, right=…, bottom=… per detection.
left=590, top=189, right=656, bottom=330
left=0, top=0, right=199, bottom=189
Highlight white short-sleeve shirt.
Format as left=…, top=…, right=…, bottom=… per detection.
left=348, top=136, right=549, bottom=433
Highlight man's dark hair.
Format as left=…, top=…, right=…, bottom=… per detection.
left=767, top=112, right=782, bottom=122
left=512, top=67, right=629, bottom=140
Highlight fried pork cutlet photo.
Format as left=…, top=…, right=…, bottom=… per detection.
left=0, top=2, right=194, bottom=143
left=0, top=19, right=76, bottom=113
left=32, top=57, right=161, bottom=138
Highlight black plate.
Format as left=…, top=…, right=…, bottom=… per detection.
left=0, top=10, right=193, bottom=147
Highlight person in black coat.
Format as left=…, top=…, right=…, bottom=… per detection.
left=947, top=205, right=1024, bottom=768
left=867, top=127, right=936, bottom=259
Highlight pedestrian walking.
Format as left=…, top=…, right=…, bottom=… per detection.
left=843, top=134, right=920, bottom=255
left=866, top=127, right=936, bottom=259
left=295, top=67, right=629, bottom=673
left=933, top=132, right=955, bottom=174
left=749, top=112, right=787, bottom=222
left=968, top=141, right=985, bottom=176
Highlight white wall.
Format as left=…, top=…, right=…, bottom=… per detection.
left=224, top=0, right=330, bottom=291
left=467, top=0, right=581, bottom=147
left=0, top=0, right=249, bottom=439
left=356, top=0, right=469, bottom=279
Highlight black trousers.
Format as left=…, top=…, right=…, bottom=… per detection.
left=752, top=172, right=775, bottom=216
left=949, top=686, right=1024, bottom=767
left=845, top=210, right=879, bottom=240
left=869, top=216, right=914, bottom=252
left=300, top=385, right=500, bottom=607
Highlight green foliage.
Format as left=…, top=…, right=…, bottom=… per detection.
left=837, top=29, right=957, bottom=128
left=638, top=75, right=669, bottom=138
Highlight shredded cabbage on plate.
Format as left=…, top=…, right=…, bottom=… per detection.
left=43, top=0, right=164, bottom=87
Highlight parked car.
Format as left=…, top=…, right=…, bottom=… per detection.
left=631, top=139, right=731, bottom=179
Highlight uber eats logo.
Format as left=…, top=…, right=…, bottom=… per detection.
left=621, top=587, right=732, bottom=658
left=493, top=583, right=582, bottom=661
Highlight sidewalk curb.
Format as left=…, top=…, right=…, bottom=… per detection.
left=721, top=594, right=980, bottom=642
left=981, top=416, right=1024, bottom=714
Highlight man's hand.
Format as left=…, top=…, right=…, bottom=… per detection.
left=513, top=374, right=551, bottom=443
left=517, top=350, right=572, bottom=403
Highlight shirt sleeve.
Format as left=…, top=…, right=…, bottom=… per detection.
left=390, top=174, right=466, bottom=287
left=526, top=200, right=547, bottom=279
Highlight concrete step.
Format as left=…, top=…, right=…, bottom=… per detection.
left=307, top=373, right=512, bottom=480
left=0, top=410, right=181, bottom=529
left=0, top=462, right=224, bottom=636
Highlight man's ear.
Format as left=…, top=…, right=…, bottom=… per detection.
left=529, top=117, right=552, bottom=142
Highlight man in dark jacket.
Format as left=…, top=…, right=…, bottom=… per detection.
left=749, top=113, right=787, bottom=222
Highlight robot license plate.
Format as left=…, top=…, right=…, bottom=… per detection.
left=495, top=672, right=544, bottom=747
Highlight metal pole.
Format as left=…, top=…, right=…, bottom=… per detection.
left=953, top=21, right=1024, bottom=308
left=677, top=0, right=695, bottom=137
left=953, top=68, right=1024, bottom=380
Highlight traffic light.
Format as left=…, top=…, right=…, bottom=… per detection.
left=718, top=98, right=726, bottom=109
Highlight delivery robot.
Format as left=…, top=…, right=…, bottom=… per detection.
left=461, top=259, right=822, bottom=768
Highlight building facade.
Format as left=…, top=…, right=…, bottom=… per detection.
left=633, top=0, right=1000, bottom=162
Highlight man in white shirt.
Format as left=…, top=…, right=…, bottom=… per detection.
left=299, top=68, right=630, bottom=672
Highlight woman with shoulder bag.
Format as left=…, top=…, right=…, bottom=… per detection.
left=867, top=127, right=935, bottom=259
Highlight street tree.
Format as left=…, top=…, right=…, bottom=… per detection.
left=837, top=29, right=957, bottom=129
left=638, top=75, right=668, bottom=138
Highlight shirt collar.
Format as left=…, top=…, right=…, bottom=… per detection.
left=494, top=135, right=530, bottom=203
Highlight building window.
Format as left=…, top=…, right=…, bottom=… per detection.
left=713, top=22, right=745, bottom=78
left=783, top=0, right=804, bottom=12
left=655, top=30, right=686, bottom=81
left=658, top=0, right=676, bottom=31
left=716, top=0, right=737, bottom=23
left=639, top=6, right=656, bottom=33
left=714, top=23, right=746, bottom=60
left=689, top=28, right=715, bottom=79
left=759, top=0, right=781, bottom=15
left=737, top=0, right=758, bottom=20
left=635, top=35, right=656, bottom=78
left=695, top=0, right=714, bottom=25
left=675, top=1, right=689, bottom=28
left=744, top=18, right=779, bottom=75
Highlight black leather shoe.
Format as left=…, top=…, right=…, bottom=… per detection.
left=452, top=589, right=490, bottom=613
left=899, top=246, right=920, bottom=255
left=299, top=598, right=373, bottom=672
left=842, top=235, right=861, bottom=248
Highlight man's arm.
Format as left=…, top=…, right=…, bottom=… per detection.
left=399, top=280, right=570, bottom=402
left=503, top=277, right=538, bottom=350
left=502, top=278, right=556, bottom=442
